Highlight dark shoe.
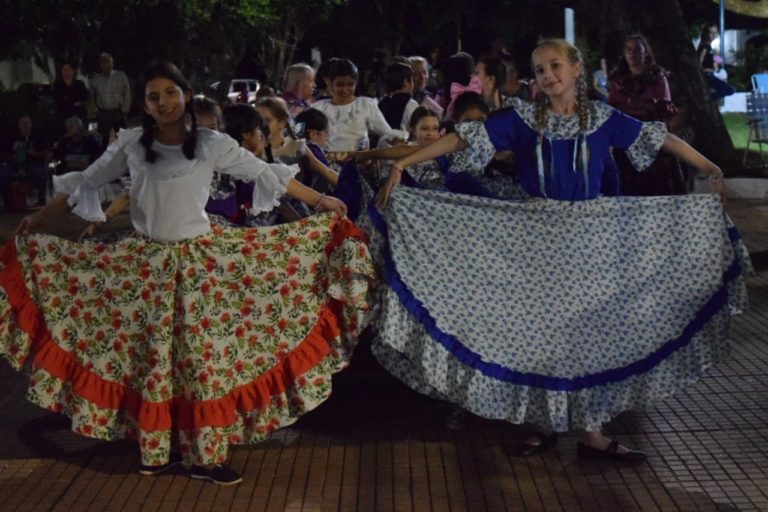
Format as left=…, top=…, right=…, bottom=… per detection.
left=190, top=464, right=243, bottom=486
left=138, top=453, right=182, bottom=476
left=513, top=432, right=558, bottom=457
left=577, top=440, right=647, bottom=462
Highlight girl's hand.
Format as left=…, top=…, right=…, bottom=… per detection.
left=14, top=211, right=47, bottom=236
left=710, top=177, right=727, bottom=206
left=78, top=222, right=101, bottom=242
left=316, top=195, right=348, bottom=217
left=375, top=163, right=403, bottom=209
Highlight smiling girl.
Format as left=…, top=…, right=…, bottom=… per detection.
left=312, top=58, right=407, bottom=160
left=2, top=61, right=374, bottom=486
left=372, top=39, right=737, bottom=464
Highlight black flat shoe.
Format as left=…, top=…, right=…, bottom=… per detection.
left=190, top=464, right=243, bottom=486
left=513, top=432, right=559, bottom=457
left=577, top=440, right=647, bottom=463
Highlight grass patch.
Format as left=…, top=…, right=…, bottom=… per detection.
left=723, top=112, right=750, bottom=149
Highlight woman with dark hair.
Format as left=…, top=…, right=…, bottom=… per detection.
left=52, top=62, right=89, bottom=134
left=2, top=61, right=373, bottom=486
left=608, top=34, right=685, bottom=195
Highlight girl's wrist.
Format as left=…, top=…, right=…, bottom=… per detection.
left=314, top=193, right=326, bottom=209
left=709, top=169, right=724, bottom=182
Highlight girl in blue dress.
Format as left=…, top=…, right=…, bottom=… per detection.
left=374, top=39, right=730, bottom=462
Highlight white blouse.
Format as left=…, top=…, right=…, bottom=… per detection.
left=54, top=127, right=297, bottom=242
left=312, top=96, right=408, bottom=152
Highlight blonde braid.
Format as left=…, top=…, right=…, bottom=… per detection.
left=576, top=75, right=589, bottom=134
left=535, top=90, right=549, bottom=131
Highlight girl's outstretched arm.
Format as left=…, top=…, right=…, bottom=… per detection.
left=15, top=193, right=72, bottom=235
left=394, top=133, right=468, bottom=169
left=662, top=133, right=726, bottom=203
left=285, top=178, right=347, bottom=217
left=352, top=145, right=422, bottom=162
left=304, top=149, right=339, bottom=185
left=375, top=133, right=469, bottom=208
left=79, top=192, right=131, bottom=241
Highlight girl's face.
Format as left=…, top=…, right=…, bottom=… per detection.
left=331, top=75, right=357, bottom=104
left=532, top=46, right=581, bottom=101
left=256, top=106, right=285, bottom=142
left=474, top=62, right=496, bottom=97
left=300, top=72, right=316, bottom=99
left=242, top=129, right=267, bottom=157
left=307, top=127, right=330, bottom=148
left=196, top=113, right=219, bottom=130
left=624, top=39, right=646, bottom=71
left=412, top=115, right=440, bottom=145
left=145, top=77, right=191, bottom=126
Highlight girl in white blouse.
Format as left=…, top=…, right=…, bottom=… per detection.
left=8, top=62, right=373, bottom=487
left=312, top=58, right=408, bottom=158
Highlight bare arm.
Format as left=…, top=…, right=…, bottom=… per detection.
left=304, top=148, right=339, bottom=185
left=285, top=178, right=347, bottom=217
left=662, top=133, right=725, bottom=202
left=394, top=133, right=468, bottom=168
left=15, top=193, right=72, bottom=235
left=79, top=192, right=131, bottom=241
left=353, top=144, right=422, bottom=162
left=375, top=133, right=470, bottom=209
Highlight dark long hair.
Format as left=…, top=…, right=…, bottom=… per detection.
left=478, top=56, right=507, bottom=106
left=609, top=34, right=668, bottom=94
left=139, top=61, right=196, bottom=163
left=222, top=104, right=268, bottom=145
left=441, top=52, right=475, bottom=106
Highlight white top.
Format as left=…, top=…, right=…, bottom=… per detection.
left=312, top=96, right=409, bottom=152
left=54, top=127, right=297, bottom=242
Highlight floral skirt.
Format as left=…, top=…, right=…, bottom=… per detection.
left=368, top=187, right=750, bottom=432
left=0, top=214, right=375, bottom=465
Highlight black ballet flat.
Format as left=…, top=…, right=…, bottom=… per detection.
left=513, top=432, right=559, bottom=457
left=577, top=440, right=647, bottom=463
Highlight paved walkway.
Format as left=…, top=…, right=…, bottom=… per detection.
left=0, top=200, right=767, bottom=511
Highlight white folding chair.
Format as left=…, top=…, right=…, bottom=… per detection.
left=743, top=92, right=768, bottom=169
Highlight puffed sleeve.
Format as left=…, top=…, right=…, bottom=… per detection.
left=208, top=132, right=300, bottom=214
left=453, top=108, right=525, bottom=172
left=606, top=109, right=667, bottom=171
left=53, top=127, right=139, bottom=221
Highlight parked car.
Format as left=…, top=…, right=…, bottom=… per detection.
left=208, top=79, right=260, bottom=104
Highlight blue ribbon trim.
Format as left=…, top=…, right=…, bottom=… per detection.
left=369, top=202, right=744, bottom=392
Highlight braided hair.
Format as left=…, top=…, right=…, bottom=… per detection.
left=256, top=97, right=297, bottom=139
left=532, top=39, right=590, bottom=135
left=138, top=61, right=197, bottom=163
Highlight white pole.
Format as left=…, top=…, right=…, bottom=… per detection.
left=565, top=8, right=575, bottom=44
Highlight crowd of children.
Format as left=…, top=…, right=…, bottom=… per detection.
left=0, top=38, right=751, bottom=487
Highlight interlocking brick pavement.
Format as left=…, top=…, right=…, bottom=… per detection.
left=0, top=200, right=767, bottom=511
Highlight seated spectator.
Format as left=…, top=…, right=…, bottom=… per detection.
left=378, top=62, right=419, bottom=132
left=0, top=114, right=49, bottom=207
left=52, top=62, right=89, bottom=133
left=282, top=63, right=316, bottom=117
left=409, top=56, right=444, bottom=117
left=51, top=117, right=101, bottom=175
